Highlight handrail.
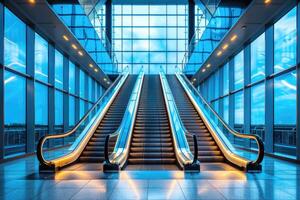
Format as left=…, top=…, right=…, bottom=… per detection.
left=103, top=72, right=144, bottom=171
left=160, top=72, right=200, bottom=171
left=37, top=72, right=129, bottom=170
left=177, top=73, right=264, bottom=170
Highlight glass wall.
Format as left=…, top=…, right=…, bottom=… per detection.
left=198, top=6, right=298, bottom=158
left=234, top=51, right=244, bottom=90
left=251, top=83, right=265, bottom=141
left=4, top=72, right=26, bottom=156
left=274, top=71, right=296, bottom=155
left=274, top=7, right=296, bottom=73
left=1, top=6, right=105, bottom=158
left=112, top=4, right=188, bottom=74
left=251, top=33, right=265, bottom=83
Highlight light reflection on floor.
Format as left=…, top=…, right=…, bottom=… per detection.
left=0, top=154, right=299, bottom=200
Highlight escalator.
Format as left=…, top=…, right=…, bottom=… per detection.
left=37, top=73, right=138, bottom=170
left=127, top=75, right=177, bottom=165
left=79, top=75, right=137, bottom=162
left=167, top=75, right=224, bottom=163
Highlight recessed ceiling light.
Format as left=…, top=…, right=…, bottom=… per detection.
left=28, top=0, right=35, bottom=4
left=78, top=51, right=83, bottom=56
left=71, top=44, right=78, bottom=50
left=104, top=78, right=107, bottom=81
left=206, top=64, right=211, bottom=68
left=222, top=44, right=229, bottom=50
left=264, top=0, right=271, bottom=4
left=62, top=35, right=69, bottom=41
left=230, top=34, right=238, bottom=42
left=217, top=51, right=222, bottom=56
left=193, top=78, right=196, bottom=81
left=107, top=81, right=110, bottom=84
left=94, top=68, right=98, bottom=72
left=89, top=63, right=94, bottom=68
left=202, top=69, right=206, bottom=73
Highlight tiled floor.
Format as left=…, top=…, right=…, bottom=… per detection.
left=0, top=154, right=299, bottom=200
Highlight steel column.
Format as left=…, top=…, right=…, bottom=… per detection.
left=26, top=26, right=35, bottom=153
left=265, top=25, right=274, bottom=153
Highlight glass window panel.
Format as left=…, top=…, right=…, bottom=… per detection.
left=234, top=91, right=244, bottom=125
left=274, top=70, right=296, bottom=155
left=80, top=100, right=85, bottom=119
left=4, top=71, right=26, bottom=156
left=79, top=70, right=85, bottom=98
left=35, top=33, right=49, bottom=83
left=274, top=71, right=296, bottom=125
left=55, top=50, right=64, bottom=89
left=251, top=83, right=265, bottom=125
left=251, top=33, right=265, bottom=83
left=234, top=51, right=244, bottom=90
left=223, top=63, right=229, bottom=95
left=4, top=8, right=26, bottom=73
left=274, top=7, right=296, bottom=73
left=223, top=97, right=229, bottom=123
left=69, top=96, right=75, bottom=127
left=35, top=83, right=48, bottom=145
left=69, top=61, right=75, bottom=94
left=55, top=90, right=63, bottom=126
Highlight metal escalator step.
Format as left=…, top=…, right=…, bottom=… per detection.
left=127, top=158, right=176, bottom=164
left=129, top=152, right=175, bottom=158
left=132, top=138, right=172, bottom=143
left=198, top=156, right=225, bottom=162
left=130, top=147, right=173, bottom=152
left=79, top=156, right=105, bottom=163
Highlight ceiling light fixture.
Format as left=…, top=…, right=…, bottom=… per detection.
left=222, top=44, right=229, bottom=50
left=202, top=68, right=206, bottom=73
left=28, top=0, right=35, bottom=4
left=89, top=63, right=94, bottom=68
left=217, top=51, right=222, bottom=56
left=264, top=0, right=271, bottom=4
left=71, top=44, right=78, bottom=50
left=94, top=68, right=98, bottom=72
left=78, top=51, right=83, bottom=56
left=193, top=78, right=196, bottom=81
left=104, top=78, right=107, bottom=81
left=206, top=64, right=211, bottom=68
left=230, top=34, right=238, bottom=42
left=62, top=35, right=69, bottom=41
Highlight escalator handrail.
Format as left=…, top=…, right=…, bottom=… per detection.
left=104, top=72, right=144, bottom=168
left=178, top=73, right=264, bottom=167
left=37, top=72, right=128, bottom=168
left=160, top=72, right=199, bottom=168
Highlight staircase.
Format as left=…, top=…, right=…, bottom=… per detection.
left=128, top=75, right=177, bottom=165
left=79, top=75, right=137, bottom=162
left=167, top=75, right=225, bottom=162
